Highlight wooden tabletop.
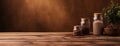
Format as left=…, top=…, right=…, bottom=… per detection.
left=0, top=32, right=119, bottom=46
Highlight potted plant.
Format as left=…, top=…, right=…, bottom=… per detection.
left=103, top=0, right=120, bottom=36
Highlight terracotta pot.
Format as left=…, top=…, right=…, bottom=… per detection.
left=104, top=27, right=113, bottom=35
left=104, top=27, right=119, bottom=36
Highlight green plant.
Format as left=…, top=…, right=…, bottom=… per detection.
left=103, top=0, right=120, bottom=24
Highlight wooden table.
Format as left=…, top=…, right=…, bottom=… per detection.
left=0, top=32, right=119, bottom=46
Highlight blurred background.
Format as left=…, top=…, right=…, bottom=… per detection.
left=0, top=0, right=119, bottom=32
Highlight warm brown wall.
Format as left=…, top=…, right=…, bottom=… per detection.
left=0, top=0, right=119, bottom=32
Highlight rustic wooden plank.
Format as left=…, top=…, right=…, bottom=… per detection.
left=0, top=32, right=72, bottom=35
left=0, top=32, right=119, bottom=46
left=0, top=41, right=119, bottom=45
left=0, top=36, right=119, bottom=42
left=0, top=41, right=118, bottom=44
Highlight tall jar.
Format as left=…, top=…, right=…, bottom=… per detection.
left=93, top=13, right=103, bottom=35
left=80, top=18, right=90, bottom=35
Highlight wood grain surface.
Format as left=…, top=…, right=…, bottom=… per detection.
left=0, top=32, right=119, bottom=46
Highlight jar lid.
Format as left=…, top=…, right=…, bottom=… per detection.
left=73, top=25, right=80, bottom=30
left=94, top=13, right=103, bottom=20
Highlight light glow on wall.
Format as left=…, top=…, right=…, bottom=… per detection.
left=10, top=0, right=69, bottom=31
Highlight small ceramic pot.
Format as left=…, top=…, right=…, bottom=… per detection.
left=104, top=27, right=119, bottom=36
left=104, top=28, right=113, bottom=35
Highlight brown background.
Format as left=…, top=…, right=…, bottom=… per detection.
left=0, top=0, right=119, bottom=32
